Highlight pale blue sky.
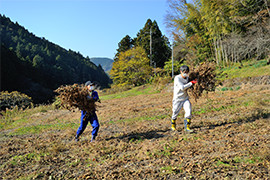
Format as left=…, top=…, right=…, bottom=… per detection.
left=1, top=0, right=171, bottom=60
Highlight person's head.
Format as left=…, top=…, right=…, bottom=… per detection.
left=180, top=65, right=189, bottom=79
left=85, top=81, right=94, bottom=91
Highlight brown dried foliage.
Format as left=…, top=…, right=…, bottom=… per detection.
left=1, top=78, right=269, bottom=179
left=54, top=84, right=96, bottom=113
left=188, top=62, right=217, bottom=101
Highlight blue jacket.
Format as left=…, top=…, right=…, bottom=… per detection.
left=88, top=90, right=99, bottom=102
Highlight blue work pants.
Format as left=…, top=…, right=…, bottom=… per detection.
left=76, top=111, right=99, bottom=138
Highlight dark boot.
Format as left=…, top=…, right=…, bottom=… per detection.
left=75, top=134, right=79, bottom=142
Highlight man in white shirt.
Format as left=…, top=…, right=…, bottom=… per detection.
left=171, top=65, right=197, bottom=132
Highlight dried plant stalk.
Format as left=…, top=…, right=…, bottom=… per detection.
left=188, top=62, right=217, bottom=101
left=54, top=84, right=96, bottom=113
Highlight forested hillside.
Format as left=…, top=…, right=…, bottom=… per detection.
left=0, top=14, right=111, bottom=103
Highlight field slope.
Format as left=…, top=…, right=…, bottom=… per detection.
left=1, top=66, right=270, bottom=179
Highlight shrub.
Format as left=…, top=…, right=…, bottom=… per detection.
left=0, top=91, right=32, bottom=111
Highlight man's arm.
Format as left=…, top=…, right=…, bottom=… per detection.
left=92, top=91, right=99, bottom=101
left=174, top=76, right=192, bottom=93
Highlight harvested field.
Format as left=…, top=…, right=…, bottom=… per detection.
left=0, top=80, right=269, bottom=179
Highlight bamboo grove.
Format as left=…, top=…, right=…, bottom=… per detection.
left=165, top=0, right=270, bottom=66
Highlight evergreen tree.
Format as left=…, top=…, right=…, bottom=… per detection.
left=135, top=19, right=171, bottom=68
left=114, top=35, right=134, bottom=61
left=151, top=20, right=171, bottom=68
left=32, top=54, right=43, bottom=67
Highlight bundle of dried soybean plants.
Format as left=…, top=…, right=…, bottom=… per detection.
left=54, top=84, right=96, bottom=113
left=188, top=62, right=217, bottom=101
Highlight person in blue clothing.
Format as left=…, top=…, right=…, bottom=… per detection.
left=75, top=81, right=100, bottom=142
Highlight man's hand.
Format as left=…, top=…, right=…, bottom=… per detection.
left=191, top=80, right=197, bottom=84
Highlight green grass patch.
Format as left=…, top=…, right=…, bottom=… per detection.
left=1, top=105, right=56, bottom=129
left=217, top=59, right=270, bottom=81
left=129, top=136, right=143, bottom=144
left=216, top=160, right=231, bottom=167
left=194, top=104, right=235, bottom=115
left=233, top=156, right=264, bottom=164
left=216, top=86, right=241, bottom=91
left=160, top=165, right=183, bottom=174
left=1, top=152, right=50, bottom=168
left=17, top=173, right=42, bottom=180
left=10, top=122, right=77, bottom=135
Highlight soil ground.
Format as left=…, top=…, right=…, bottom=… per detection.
left=0, top=78, right=269, bottom=179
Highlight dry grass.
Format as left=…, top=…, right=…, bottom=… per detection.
left=54, top=84, right=96, bottom=114
left=188, top=62, right=217, bottom=101
left=0, top=80, right=269, bottom=179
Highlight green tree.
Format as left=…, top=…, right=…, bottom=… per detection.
left=32, top=54, right=43, bottom=67
left=110, top=46, right=151, bottom=86
left=114, top=35, right=134, bottom=61
left=56, top=55, right=61, bottom=61
left=151, top=21, right=172, bottom=68
left=166, top=0, right=213, bottom=64
left=135, top=19, right=171, bottom=68
left=164, top=57, right=182, bottom=76
left=165, top=0, right=270, bottom=66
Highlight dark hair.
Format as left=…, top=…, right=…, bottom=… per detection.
left=180, top=65, right=189, bottom=73
left=85, top=81, right=93, bottom=86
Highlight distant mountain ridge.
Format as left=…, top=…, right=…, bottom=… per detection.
left=91, top=57, right=114, bottom=72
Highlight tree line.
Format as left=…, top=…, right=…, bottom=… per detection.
left=1, top=14, right=111, bottom=103
left=110, top=1, right=269, bottom=88
left=111, top=19, right=172, bottom=87
left=165, top=0, right=270, bottom=66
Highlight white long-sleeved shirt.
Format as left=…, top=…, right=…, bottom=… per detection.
left=173, top=74, right=193, bottom=102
